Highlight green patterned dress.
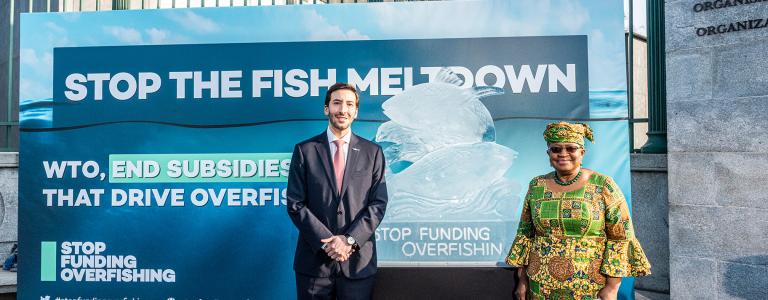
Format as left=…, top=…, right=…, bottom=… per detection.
left=506, top=172, right=651, bottom=300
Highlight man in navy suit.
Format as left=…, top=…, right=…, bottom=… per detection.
left=287, top=83, right=389, bottom=300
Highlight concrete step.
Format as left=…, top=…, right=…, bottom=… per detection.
left=0, top=269, right=16, bottom=294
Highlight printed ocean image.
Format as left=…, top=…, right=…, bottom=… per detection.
left=589, top=90, right=628, bottom=119
left=19, top=98, right=53, bottom=128
left=19, top=90, right=628, bottom=129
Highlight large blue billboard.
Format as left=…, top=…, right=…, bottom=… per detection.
left=20, top=1, right=634, bottom=298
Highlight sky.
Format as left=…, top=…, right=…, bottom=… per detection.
left=20, top=0, right=628, bottom=101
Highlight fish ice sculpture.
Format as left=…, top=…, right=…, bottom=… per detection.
left=385, top=142, right=520, bottom=220
left=378, top=68, right=502, bottom=164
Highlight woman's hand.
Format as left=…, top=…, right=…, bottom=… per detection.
left=515, top=267, right=528, bottom=300
left=597, top=277, right=622, bottom=300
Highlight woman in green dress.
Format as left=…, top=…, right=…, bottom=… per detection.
left=506, top=122, right=651, bottom=300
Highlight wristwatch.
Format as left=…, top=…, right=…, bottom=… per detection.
left=345, top=234, right=360, bottom=251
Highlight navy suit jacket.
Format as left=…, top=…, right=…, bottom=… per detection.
left=286, top=132, right=388, bottom=279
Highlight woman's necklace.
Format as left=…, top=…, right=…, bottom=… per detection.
left=554, top=169, right=582, bottom=186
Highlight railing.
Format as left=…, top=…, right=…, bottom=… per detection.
left=626, top=31, right=650, bottom=153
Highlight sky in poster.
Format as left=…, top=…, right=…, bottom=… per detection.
left=20, top=0, right=626, bottom=101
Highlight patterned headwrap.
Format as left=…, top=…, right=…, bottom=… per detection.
left=543, top=122, right=594, bottom=147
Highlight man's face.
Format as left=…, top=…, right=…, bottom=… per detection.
left=324, top=89, right=358, bottom=132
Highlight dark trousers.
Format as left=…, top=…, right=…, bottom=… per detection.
left=295, top=272, right=376, bottom=300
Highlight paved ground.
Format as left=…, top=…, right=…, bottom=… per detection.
left=636, top=289, right=671, bottom=300
left=0, top=269, right=15, bottom=294
left=0, top=272, right=669, bottom=300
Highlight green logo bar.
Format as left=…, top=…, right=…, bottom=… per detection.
left=109, top=153, right=291, bottom=183
left=40, top=241, right=56, bottom=281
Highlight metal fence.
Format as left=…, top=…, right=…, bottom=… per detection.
left=625, top=0, right=652, bottom=153
left=59, top=0, right=399, bottom=10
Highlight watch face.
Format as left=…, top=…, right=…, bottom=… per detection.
left=347, top=236, right=355, bottom=244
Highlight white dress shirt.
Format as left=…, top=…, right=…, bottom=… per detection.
left=327, top=127, right=351, bottom=165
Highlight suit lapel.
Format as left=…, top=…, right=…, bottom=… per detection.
left=340, top=134, right=361, bottom=198
left=313, top=133, right=339, bottom=197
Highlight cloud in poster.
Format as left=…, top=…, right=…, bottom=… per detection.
left=60, top=12, right=81, bottom=23
left=101, top=26, right=186, bottom=45
left=20, top=49, right=53, bottom=76
left=45, top=21, right=66, bottom=34
left=20, top=78, right=51, bottom=101
left=42, top=22, right=74, bottom=48
left=304, top=10, right=369, bottom=41
left=588, top=29, right=625, bottom=90
left=104, top=26, right=144, bottom=44
left=557, top=0, right=591, bottom=33
left=369, top=0, right=628, bottom=90
left=146, top=28, right=174, bottom=44
left=166, top=11, right=220, bottom=34
left=20, top=48, right=54, bottom=99
left=372, top=0, right=590, bottom=37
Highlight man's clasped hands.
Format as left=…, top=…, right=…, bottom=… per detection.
left=321, top=235, right=355, bottom=262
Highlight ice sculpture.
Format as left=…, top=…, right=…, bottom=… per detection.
left=376, top=68, right=521, bottom=221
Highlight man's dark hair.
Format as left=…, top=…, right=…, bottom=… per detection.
left=325, top=83, right=360, bottom=107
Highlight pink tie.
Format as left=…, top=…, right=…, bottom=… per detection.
left=333, top=140, right=346, bottom=194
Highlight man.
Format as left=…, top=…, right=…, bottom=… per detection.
left=286, top=82, right=388, bottom=300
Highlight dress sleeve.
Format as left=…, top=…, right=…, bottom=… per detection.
left=600, top=177, right=652, bottom=277
left=505, top=180, right=536, bottom=267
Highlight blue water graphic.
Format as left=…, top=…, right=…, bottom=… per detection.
left=19, top=98, right=53, bottom=128
left=19, top=90, right=628, bottom=130
left=589, top=90, right=628, bottom=119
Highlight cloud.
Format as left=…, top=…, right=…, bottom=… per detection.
left=41, top=21, right=74, bottom=47
left=20, top=49, right=53, bottom=76
left=372, top=2, right=532, bottom=37
left=44, top=22, right=66, bottom=34
left=588, top=29, right=626, bottom=90
left=20, top=49, right=54, bottom=99
left=372, top=0, right=589, bottom=38
left=142, top=27, right=189, bottom=45
left=60, top=13, right=81, bottom=22
left=304, top=10, right=370, bottom=41
left=146, top=28, right=169, bottom=44
left=20, top=78, right=52, bottom=100
left=103, top=26, right=144, bottom=44
left=369, top=0, right=623, bottom=90
left=167, top=11, right=220, bottom=34
left=556, top=0, right=590, bottom=33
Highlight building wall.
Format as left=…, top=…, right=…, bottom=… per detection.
left=666, top=1, right=768, bottom=299
left=0, top=153, right=17, bottom=255
left=630, top=154, right=669, bottom=294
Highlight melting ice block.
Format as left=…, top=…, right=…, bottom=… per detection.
left=385, top=142, right=520, bottom=220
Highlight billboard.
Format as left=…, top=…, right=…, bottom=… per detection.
left=20, top=1, right=633, bottom=298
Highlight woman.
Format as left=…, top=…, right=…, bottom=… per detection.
left=506, top=122, right=651, bottom=300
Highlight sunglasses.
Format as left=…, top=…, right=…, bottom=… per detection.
left=548, top=145, right=582, bottom=154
